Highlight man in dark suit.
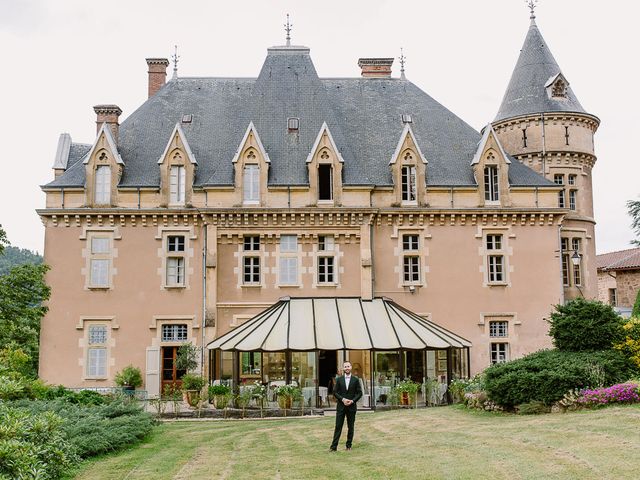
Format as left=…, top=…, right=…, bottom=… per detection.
left=329, top=361, right=363, bottom=451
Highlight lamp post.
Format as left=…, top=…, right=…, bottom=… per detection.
left=571, top=250, right=583, bottom=298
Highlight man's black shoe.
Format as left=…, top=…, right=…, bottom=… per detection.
left=329, top=448, right=337, bottom=452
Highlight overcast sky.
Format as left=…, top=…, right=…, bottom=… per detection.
left=1, top=0, right=638, bottom=254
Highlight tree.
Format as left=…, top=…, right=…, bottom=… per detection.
left=0, top=225, right=8, bottom=255
left=633, top=288, right=640, bottom=319
left=548, top=298, right=624, bottom=351
left=628, top=198, right=640, bottom=246
left=0, top=263, right=50, bottom=376
left=0, top=246, right=43, bottom=276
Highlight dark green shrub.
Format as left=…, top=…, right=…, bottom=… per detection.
left=0, top=404, right=78, bottom=479
left=9, top=399, right=154, bottom=458
left=114, top=365, right=143, bottom=388
left=548, top=298, right=624, bottom=351
left=181, top=373, right=206, bottom=391
left=484, top=349, right=636, bottom=408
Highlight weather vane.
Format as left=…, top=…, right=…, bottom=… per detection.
left=526, top=0, right=538, bottom=21
left=284, top=14, right=292, bottom=46
left=171, top=45, right=180, bottom=79
left=399, top=48, right=406, bottom=79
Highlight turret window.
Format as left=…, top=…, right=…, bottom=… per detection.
left=484, top=166, right=499, bottom=202
left=569, top=190, right=577, bottom=211
left=554, top=174, right=565, bottom=208
left=522, top=128, right=527, bottom=148
left=564, top=126, right=570, bottom=145
left=94, top=166, right=111, bottom=205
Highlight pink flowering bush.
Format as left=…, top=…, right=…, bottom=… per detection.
left=578, top=382, right=640, bottom=407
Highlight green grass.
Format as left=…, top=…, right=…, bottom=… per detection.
left=71, top=405, right=640, bottom=479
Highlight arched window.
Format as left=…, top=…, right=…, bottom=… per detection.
left=94, top=165, right=111, bottom=204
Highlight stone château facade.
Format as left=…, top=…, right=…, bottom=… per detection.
left=38, top=11, right=599, bottom=398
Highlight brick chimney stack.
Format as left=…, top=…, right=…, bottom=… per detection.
left=93, top=104, right=122, bottom=142
left=146, top=58, right=170, bottom=98
left=357, top=58, right=394, bottom=78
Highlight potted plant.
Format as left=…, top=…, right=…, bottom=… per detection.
left=208, top=384, right=231, bottom=409
left=274, top=384, right=301, bottom=410
left=395, top=378, right=420, bottom=407
left=114, top=365, right=143, bottom=393
left=181, top=373, right=206, bottom=407
left=175, top=343, right=199, bottom=372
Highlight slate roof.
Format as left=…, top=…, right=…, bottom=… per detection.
left=495, top=19, right=587, bottom=122
left=46, top=44, right=553, bottom=190
left=597, top=248, right=640, bottom=271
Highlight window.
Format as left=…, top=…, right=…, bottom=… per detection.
left=522, top=128, right=527, bottom=148
left=569, top=190, right=577, bottom=211
left=318, top=235, right=334, bottom=252
left=489, top=321, right=508, bottom=338
left=402, top=234, right=420, bottom=283
left=87, top=325, right=107, bottom=377
left=609, top=288, right=617, bottom=306
left=568, top=174, right=576, bottom=186
left=287, top=117, right=299, bottom=131
left=242, top=237, right=261, bottom=285
left=169, top=165, right=186, bottom=204
left=161, top=324, right=188, bottom=342
left=317, top=235, right=336, bottom=285
left=572, top=238, right=582, bottom=286
left=554, top=174, right=565, bottom=208
left=484, top=166, right=499, bottom=202
left=279, top=235, right=298, bottom=285
left=318, top=164, right=333, bottom=201
left=401, top=165, right=417, bottom=203
left=318, top=256, right=335, bottom=284
left=490, top=343, right=509, bottom=364
left=94, top=165, right=111, bottom=204
left=243, top=165, right=260, bottom=204
left=89, top=237, right=110, bottom=288
left=561, top=237, right=570, bottom=286
left=564, top=126, right=570, bottom=145
left=166, top=235, right=186, bottom=287
left=486, top=234, right=505, bottom=284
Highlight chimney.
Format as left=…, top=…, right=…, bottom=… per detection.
left=93, top=104, right=122, bottom=142
left=357, top=58, right=394, bottom=78
left=146, top=58, right=170, bottom=98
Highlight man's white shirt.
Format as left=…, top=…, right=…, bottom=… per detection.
left=344, top=375, right=351, bottom=390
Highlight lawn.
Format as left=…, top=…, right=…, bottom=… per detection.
left=71, top=405, right=640, bottom=480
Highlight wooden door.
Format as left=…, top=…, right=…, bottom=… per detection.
left=161, top=346, right=186, bottom=395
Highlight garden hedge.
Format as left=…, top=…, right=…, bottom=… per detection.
left=484, top=349, right=637, bottom=408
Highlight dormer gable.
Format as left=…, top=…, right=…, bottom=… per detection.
left=232, top=122, right=270, bottom=206
left=389, top=124, right=427, bottom=206
left=159, top=123, right=197, bottom=207
left=84, top=123, right=123, bottom=207
left=472, top=125, right=511, bottom=207
left=545, top=72, right=569, bottom=99
left=306, top=122, right=344, bottom=205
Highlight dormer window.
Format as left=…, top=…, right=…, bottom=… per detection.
left=401, top=114, right=412, bottom=124
left=169, top=165, right=185, bottom=205
left=94, top=165, right=111, bottom=205
left=484, top=165, right=499, bottom=202
left=318, top=163, right=333, bottom=201
left=552, top=78, right=567, bottom=98
left=243, top=164, right=260, bottom=204
left=287, top=117, right=300, bottom=131
left=401, top=165, right=417, bottom=203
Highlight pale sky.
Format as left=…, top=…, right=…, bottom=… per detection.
left=1, top=0, right=638, bottom=254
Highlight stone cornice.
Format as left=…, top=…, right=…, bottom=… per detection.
left=493, top=112, right=600, bottom=130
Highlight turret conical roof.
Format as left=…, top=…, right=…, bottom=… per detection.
left=494, top=19, right=586, bottom=122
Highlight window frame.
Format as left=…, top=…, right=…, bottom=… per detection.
left=489, top=321, right=508, bottom=338
left=161, top=323, right=189, bottom=343
left=490, top=343, right=509, bottom=364
left=401, top=165, right=417, bottom=204
left=169, top=165, right=186, bottom=205
left=483, top=165, right=499, bottom=203
left=318, top=164, right=333, bottom=201
left=279, top=235, right=299, bottom=286
left=86, top=323, right=108, bottom=379
left=569, top=189, right=577, bottom=211
left=401, top=234, right=421, bottom=285
left=165, top=234, right=187, bottom=288
left=94, top=165, right=111, bottom=205
left=89, top=235, right=111, bottom=289
left=485, top=233, right=506, bottom=285
left=243, top=164, right=260, bottom=205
